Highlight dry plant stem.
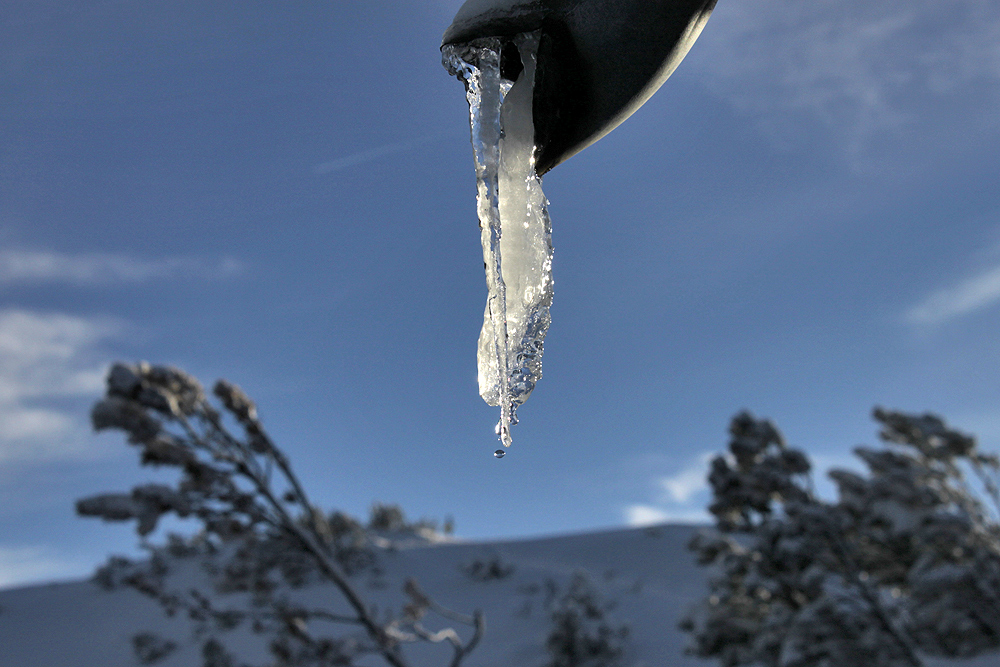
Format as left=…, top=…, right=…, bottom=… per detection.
left=943, top=458, right=992, bottom=530
left=822, top=518, right=924, bottom=667
left=685, top=410, right=1000, bottom=667
left=447, top=612, right=485, bottom=667
left=764, top=451, right=927, bottom=667
left=403, top=579, right=485, bottom=667
left=204, top=404, right=327, bottom=543
left=306, top=610, right=367, bottom=626
left=239, top=441, right=408, bottom=666
left=970, top=458, right=1000, bottom=525
left=83, top=364, right=487, bottom=667
left=176, top=404, right=410, bottom=667
left=794, top=479, right=923, bottom=667
left=175, top=592, right=371, bottom=655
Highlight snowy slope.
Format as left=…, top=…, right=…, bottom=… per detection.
left=0, top=524, right=996, bottom=667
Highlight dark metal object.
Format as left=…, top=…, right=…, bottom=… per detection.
left=443, top=0, right=718, bottom=175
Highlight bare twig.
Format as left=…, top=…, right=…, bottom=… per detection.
left=80, top=362, right=486, bottom=667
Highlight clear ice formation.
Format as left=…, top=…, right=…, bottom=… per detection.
left=443, top=32, right=554, bottom=449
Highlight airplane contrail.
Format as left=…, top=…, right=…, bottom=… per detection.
left=313, top=134, right=444, bottom=175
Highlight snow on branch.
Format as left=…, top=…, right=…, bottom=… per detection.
left=681, top=408, right=1000, bottom=667
left=78, top=361, right=484, bottom=667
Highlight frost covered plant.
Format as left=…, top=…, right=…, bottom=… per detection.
left=78, top=362, right=484, bottom=667
left=540, top=572, right=629, bottom=667
left=680, top=409, right=1000, bottom=667
left=462, top=554, right=515, bottom=582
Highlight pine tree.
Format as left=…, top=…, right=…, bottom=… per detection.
left=680, top=408, right=1000, bottom=667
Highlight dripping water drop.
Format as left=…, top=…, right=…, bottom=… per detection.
left=494, top=449, right=506, bottom=459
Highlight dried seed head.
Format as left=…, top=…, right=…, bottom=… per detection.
left=213, top=379, right=258, bottom=423
left=91, top=397, right=161, bottom=443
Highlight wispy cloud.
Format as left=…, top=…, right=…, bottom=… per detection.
left=695, top=0, right=1000, bottom=157
left=0, top=250, right=241, bottom=286
left=906, top=263, right=1000, bottom=326
left=0, top=309, right=119, bottom=462
left=313, top=134, right=442, bottom=174
left=624, top=453, right=714, bottom=526
left=0, top=546, right=83, bottom=589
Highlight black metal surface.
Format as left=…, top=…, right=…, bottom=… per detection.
left=443, top=0, right=718, bottom=174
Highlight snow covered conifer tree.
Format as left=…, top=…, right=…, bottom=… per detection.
left=540, top=571, right=629, bottom=667
left=680, top=409, right=1000, bottom=667
left=77, top=362, right=484, bottom=667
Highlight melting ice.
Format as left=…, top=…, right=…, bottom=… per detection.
left=443, top=32, right=554, bottom=450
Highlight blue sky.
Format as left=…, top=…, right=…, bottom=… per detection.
left=2, top=0, right=1000, bottom=588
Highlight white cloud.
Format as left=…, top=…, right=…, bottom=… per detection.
left=625, top=505, right=672, bottom=527
left=625, top=504, right=710, bottom=527
left=0, top=250, right=241, bottom=286
left=906, top=263, right=1000, bottom=325
left=659, top=453, right=713, bottom=503
left=624, top=453, right=714, bottom=526
left=0, top=408, right=73, bottom=441
left=0, top=309, right=118, bottom=462
left=0, top=546, right=82, bottom=589
left=695, top=0, right=1000, bottom=156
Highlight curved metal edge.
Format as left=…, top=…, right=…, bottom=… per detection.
left=441, top=1, right=548, bottom=46
left=442, top=0, right=719, bottom=175
left=535, top=0, right=717, bottom=174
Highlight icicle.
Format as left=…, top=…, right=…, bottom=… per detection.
left=444, top=32, right=554, bottom=450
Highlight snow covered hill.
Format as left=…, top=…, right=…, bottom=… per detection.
left=0, top=523, right=995, bottom=667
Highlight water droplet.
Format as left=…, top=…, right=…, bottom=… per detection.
left=494, top=449, right=506, bottom=459
left=495, top=418, right=513, bottom=448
